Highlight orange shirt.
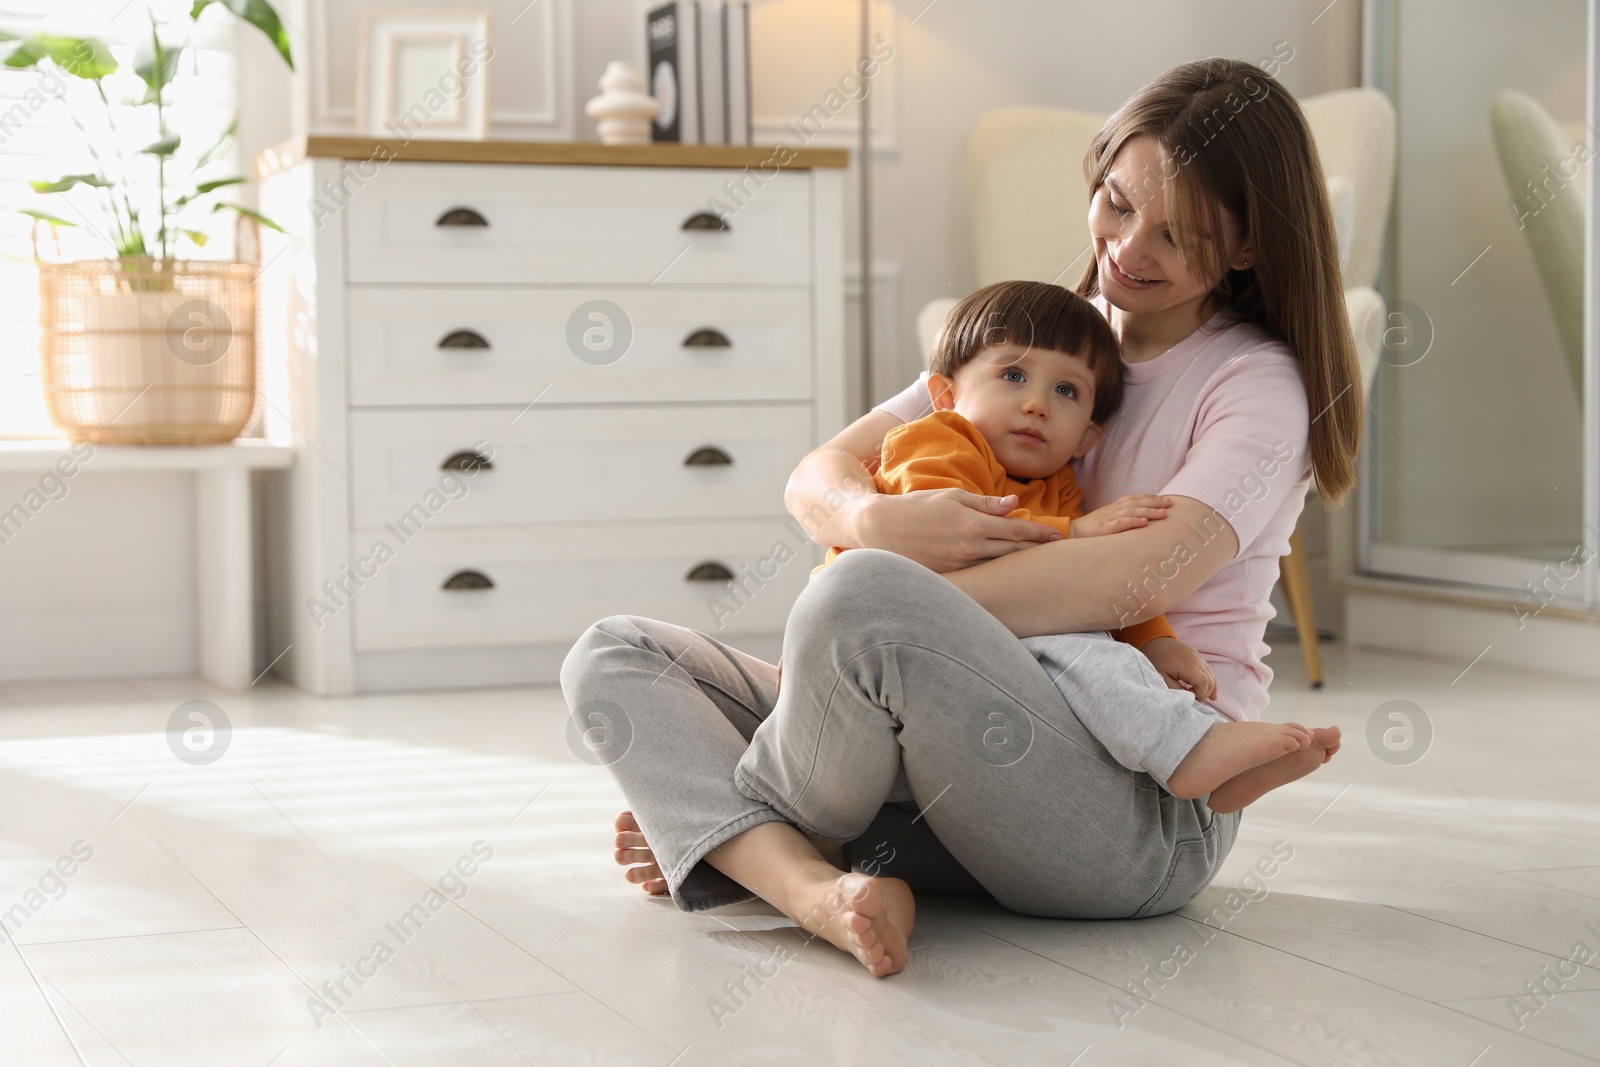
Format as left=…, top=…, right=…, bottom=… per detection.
left=821, top=409, right=1175, bottom=649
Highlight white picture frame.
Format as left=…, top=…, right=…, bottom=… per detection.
left=356, top=7, right=493, bottom=141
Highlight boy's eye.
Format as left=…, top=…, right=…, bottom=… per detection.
left=1056, top=383, right=1078, bottom=399
left=1002, top=368, right=1025, bottom=383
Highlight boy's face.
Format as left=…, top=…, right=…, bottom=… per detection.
left=928, top=344, right=1100, bottom=480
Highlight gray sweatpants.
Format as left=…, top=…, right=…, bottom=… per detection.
left=1021, top=632, right=1228, bottom=792
left=560, top=548, right=1239, bottom=918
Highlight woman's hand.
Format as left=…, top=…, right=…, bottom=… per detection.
left=859, top=488, right=1064, bottom=572
left=1140, top=636, right=1218, bottom=701
left=1068, top=494, right=1172, bottom=538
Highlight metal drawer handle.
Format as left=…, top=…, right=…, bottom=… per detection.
left=684, top=446, right=733, bottom=467
left=682, top=328, right=732, bottom=348
left=443, top=569, right=494, bottom=591
left=681, top=211, right=729, bottom=232
left=441, top=449, right=493, bottom=472
left=685, top=561, right=734, bottom=582
left=435, top=206, right=488, bottom=227
left=438, top=329, right=490, bottom=349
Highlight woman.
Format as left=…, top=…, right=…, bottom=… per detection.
left=561, top=57, right=1362, bottom=979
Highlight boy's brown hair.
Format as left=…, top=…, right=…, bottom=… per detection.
left=930, top=280, right=1125, bottom=424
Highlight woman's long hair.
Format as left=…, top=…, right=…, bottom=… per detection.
left=1078, top=58, right=1363, bottom=503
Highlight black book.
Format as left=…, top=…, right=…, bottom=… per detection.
left=647, top=2, right=700, bottom=144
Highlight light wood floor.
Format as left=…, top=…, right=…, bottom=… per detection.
left=1, top=639, right=1596, bottom=1066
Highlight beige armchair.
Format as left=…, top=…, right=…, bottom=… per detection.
left=914, top=88, right=1396, bottom=688
left=1489, top=89, right=1586, bottom=396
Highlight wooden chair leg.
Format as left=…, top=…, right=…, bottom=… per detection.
left=1279, top=527, right=1324, bottom=689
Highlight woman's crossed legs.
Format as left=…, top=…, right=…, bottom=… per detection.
left=563, top=550, right=1296, bottom=976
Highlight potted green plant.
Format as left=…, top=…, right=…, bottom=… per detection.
left=3, top=2, right=294, bottom=443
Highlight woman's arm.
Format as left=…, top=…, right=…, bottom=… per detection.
left=943, top=495, right=1240, bottom=637
left=782, top=409, right=896, bottom=547
left=784, top=410, right=1064, bottom=572
left=964, top=342, right=1312, bottom=637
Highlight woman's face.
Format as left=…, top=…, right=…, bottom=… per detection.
left=1086, top=135, right=1251, bottom=318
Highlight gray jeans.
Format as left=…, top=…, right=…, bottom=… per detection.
left=560, top=549, right=1239, bottom=919
left=1021, top=632, right=1229, bottom=793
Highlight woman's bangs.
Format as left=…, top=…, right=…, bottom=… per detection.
left=1161, top=155, right=1230, bottom=283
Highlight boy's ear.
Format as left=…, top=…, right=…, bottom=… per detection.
left=927, top=373, right=957, bottom=412
left=1071, top=422, right=1105, bottom=460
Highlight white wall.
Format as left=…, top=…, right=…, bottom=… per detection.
left=3, top=0, right=1365, bottom=683
left=0, top=471, right=198, bottom=682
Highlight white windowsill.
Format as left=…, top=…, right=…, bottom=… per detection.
left=0, top=438, right=293, bottom=472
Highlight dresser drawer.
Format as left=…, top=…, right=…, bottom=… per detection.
left=344, top=163, right=812, bottom=285
left=348, top=405, right=810, bottom=527
left=349, top=520, right=814, bottom=651
left=347, top=286, right=814, bottom=406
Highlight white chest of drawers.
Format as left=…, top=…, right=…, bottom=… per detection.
left=256, top=138, right=848, bottom=694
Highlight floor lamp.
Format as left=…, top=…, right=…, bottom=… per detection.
left=857, top=0, right=874, bottom=414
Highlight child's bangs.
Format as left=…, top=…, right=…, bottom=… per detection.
left=967, top=294, right=1100, bottom=366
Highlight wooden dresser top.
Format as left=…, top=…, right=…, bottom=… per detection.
left=256, top=136, right=849, bottom=177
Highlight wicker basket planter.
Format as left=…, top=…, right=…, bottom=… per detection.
left=39, top=257, right=257, bottom=445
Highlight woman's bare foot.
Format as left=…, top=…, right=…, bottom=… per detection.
left=1207, top=725, right=1343, bottom=814
left=1167, top=721, right=1312, bottom=801
left=789, top=871, right=916, bottom=978
left=616, top=812, right=849, bottom=894
left=614, top=811, right=669, bottom=896
left=804, top=834, right=850, bottom=872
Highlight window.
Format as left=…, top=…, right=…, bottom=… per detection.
left=0, top=0, right=239, bottom=437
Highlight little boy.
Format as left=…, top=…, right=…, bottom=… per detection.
left=812, top=280, right=1313, bottom=811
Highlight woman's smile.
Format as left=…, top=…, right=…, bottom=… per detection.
left=1104, top=252, right=1164, bottom=290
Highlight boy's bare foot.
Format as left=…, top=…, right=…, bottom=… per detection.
left=1207, top=726, right=1342, bottom=814
left=1167, top=721, right=1312, bottom=801
left=789, top=871, right=916, bottom=978
left=614, top=810, right=669, bottom=896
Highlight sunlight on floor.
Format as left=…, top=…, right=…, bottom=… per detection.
left=2, top=642, right=1597, bottom=1065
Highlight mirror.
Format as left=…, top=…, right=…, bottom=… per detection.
left=1369, top=0, right=1589, bottom=578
